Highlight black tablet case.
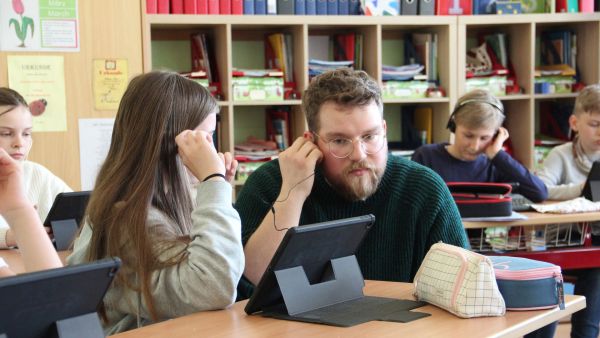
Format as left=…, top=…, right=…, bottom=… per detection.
left=0, top=257, right=120, bottom=338
left=244, top=215, right=429, bottom=327
left=447, top=182, right=513, bottom=218
left=43, top=191, right=91, bottom=250
left=582, top=161, right=600, bottom=202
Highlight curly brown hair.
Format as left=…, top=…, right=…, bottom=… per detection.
left=302, top=69, right=382, bottom=132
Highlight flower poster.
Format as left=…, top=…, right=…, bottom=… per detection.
left=0, top=0, right=79, bottom=52
left=7, top=55, right=67, bottom=132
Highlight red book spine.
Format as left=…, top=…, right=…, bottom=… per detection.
left=146, top=0, right=158, bottom=13
left=208, top=0, right=220, bottom=13
left=157, top=0, right=170, bottom=13
left=556, top=0, right=568, bottom=11
left=197, top=0, right=208, bottom=13
left=171, top=0, right=184, bottom=13
left=220, top=0, right=232, bottom=13
left=231, top=0, right=243, bottom=13
left=184, top=0, right=197, bottom=13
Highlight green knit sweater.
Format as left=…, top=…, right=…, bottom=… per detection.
left=235, top=155, right=468, bottom=299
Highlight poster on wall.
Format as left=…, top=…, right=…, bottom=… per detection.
left=93, top=59, right=129, bottom=111
left=0, top=0, right=79, bottom=52
left=78, top=118, right=114, bottom=190
left=7, top=55, right=67, bottom=132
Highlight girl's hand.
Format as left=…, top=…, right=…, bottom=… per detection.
left=0, top=149, right=29, bottom=215
left=176, top=130, right=225, bottom=182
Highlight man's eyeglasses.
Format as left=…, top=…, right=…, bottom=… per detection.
left=312, top=131, right=386, bottom=159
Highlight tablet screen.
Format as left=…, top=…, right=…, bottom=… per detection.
left=582, top=161, right=600, bottom=201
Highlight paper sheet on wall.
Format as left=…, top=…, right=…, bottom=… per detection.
left=7, top=55, right=67, bottom=132
left=79, top=118, right=114, bottom=190
left=0, top=0, right=80, bottom=52
left=93, top=59, right=128, bottom=110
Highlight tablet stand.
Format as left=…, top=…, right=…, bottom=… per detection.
left=275, top=255, right=365, bottom=315
left=50, top=219, right=79, bottom=251
left=55, top=312, right=104, bottom=338
left=267, top=255, right=430, bottom=327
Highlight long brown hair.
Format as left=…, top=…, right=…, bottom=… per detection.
left=84, top=71, right=217, bottom=320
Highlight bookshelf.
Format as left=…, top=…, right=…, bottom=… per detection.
left=141, top=8, right=600, bottom=179
left=457, top=13, right=600, bottom=169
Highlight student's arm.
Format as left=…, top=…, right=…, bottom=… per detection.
left=241, top=137, right=322, bottom=285
left=491, top=151, right=548, bottom=202
left=537, top=147, right=585, bottom=200
left=0, top=149, right=62, bottom=274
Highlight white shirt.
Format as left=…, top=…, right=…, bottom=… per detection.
left=0, top=161, right=72, bottom=248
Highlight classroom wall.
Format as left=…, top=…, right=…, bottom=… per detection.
left=0, top=0, right=144, bottom=190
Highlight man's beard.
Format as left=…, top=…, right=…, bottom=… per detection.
left=328, top=159, right=385, bottom=201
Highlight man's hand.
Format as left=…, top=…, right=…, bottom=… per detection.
left=485, top=127, right=510, bottom=159
left=277, top=136, right=323, bottom=200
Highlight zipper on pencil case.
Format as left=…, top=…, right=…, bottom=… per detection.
left=493, top=266, right=562, bottom=280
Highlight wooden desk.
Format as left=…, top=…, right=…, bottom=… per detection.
left=0, top=249, right=70, bottom=274
left=111, top=281, right=586, bottom=338
left=463, top=210, right=600, bottom=270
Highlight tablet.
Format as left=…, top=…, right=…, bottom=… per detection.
left=43, top=191, right=91, bottom=227
left=0, top=257, right=120, bottom=338
left=582, top=161, right=600, bottom=201
left=244, top=214, right=374, bottom=315
left=43, top=191, right=91, bottom=250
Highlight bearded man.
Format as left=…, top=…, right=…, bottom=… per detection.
left=235, top=69, right=468, bottom=299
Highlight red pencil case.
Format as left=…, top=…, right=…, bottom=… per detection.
left=447, top=182, right=512, bottom=218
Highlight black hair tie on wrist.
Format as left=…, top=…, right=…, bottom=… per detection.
left=202, top=173, right=226, bottom=182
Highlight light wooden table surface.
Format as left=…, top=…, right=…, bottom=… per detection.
left=111, top=280, right=586, bottom=338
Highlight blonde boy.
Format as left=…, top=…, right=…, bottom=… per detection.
left=537, top=84, right=600, bottom=338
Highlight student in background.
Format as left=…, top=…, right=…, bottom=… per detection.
left=0, top=88, right=72, bottom=249
left=67, top=71, right=244, bottom=334
left=412, top=89, right=548, bottom=203
left=537, top=84, right=600, bottom=338
left=235, top=69, right=468, bottom=299
left=0, top=148, right=62, bottom=277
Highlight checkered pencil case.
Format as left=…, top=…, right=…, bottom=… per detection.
left=414, top=243, right=506, bottom=318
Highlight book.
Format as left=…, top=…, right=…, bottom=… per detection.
left=232, top=0, right=244, bottom=13
left=171, top=0, right=184, bottom=13
left=306, top=0, right=317, bottom=13
left=255, top=0, right=267, bottom=13
left=197, top=0, right=209, bottom=13
left=220, top=0, right=232, bottom=14
left=208, top=0, right=220, bottom=13
left=327, top=0, right=339, bottom=14
left=296, top=0, right=307, bottom=14
left=339, top=0, right=350, bottom=13
left=243, top=0, right=255, bottom=13
left=266, top=107, right=292, bottom=149
left=414, top=106, right=433, bottom=144
left=184, top=0, right=197, bottom=13
left=146, top=0, right=158, bottom=13
left=317, top=0, right=328, bottom=13
left=158, top=0, right=170, bottom=13
left=278, top=0, right=295, bottom=13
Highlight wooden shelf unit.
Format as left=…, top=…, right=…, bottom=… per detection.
left=457, top=13, right=600, bottom=169
left=141, top=10, right=600, bottom=171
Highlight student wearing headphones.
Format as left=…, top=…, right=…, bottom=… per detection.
left=0, top=88, right=72, bottom=249
left=412, top=89, right=548, bottom=203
